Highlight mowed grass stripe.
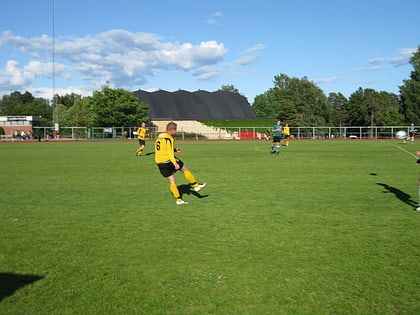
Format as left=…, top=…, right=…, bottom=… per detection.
left=0, top=140, right=419, bottom=314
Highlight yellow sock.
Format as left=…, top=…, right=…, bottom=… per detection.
left=169, top=183, right=181, bottom=200
left=183, top=169, right=198, bottom=188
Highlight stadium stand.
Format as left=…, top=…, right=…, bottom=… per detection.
left=133, top=89, right=256, bottom=120
left=151, top=120, right=231, bottom=139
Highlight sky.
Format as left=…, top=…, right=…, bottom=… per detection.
left=0, top=0, right=419, bottom=103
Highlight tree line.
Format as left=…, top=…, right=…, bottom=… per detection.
left=0, top=87, right=149, bottom=128
left=252, top=47, right=419, bottom=126
left=1, top=48, right=419, bottom=128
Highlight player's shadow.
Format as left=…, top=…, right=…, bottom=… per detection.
left=377, top=183, right=417, bottom=207
left=0, top=272, right=44, bottom=301
left=178, top=184, right=209, bottom=199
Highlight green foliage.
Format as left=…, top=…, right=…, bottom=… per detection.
left=0, top=140, right=419, bottom=314
left=253, top=50, right=420, bottom=126
left=0, top=91, right=53, bottom=125
left=347, top=88, right=402, bottom=126
left=88, top=86, right=149, bottom=127
left=252, top=88, right=279, bottom=117
left=253, top=74, right=330, bottom=126
left=54, top=93, right=81, bottom=108
left=55, top=95, right=96, bottom=127
left=328, top=92, right=349, bottom=126
left=274, top=74, right=329, bottom=126
left=400, top=46, right=420, bottom=123
left=219, top=84, right=239, bottom=94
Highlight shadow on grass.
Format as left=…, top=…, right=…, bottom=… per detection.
left=377, top=183, right=417, bottom=208
left=0, top=272, right=44, bottom=302
left=178, top=184, right=209, bottom=199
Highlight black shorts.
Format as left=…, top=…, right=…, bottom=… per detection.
left=138, top=139, right=145, bottom=146
left=273, top=136, right=282, bottom=143
left=157, top=159, right=184, bottom=177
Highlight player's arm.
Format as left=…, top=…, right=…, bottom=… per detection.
left=164, top=138, right=178, bottom=166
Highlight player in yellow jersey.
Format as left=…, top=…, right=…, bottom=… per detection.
left=155, top=122, right=206, bottom=205
left=283, top=123, right=290, bottom=146
left=135, top=122, right=148, bottom=156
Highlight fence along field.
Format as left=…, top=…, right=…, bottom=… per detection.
left=16, top=124, right=417, bottom=141
left=0, top=139, right=419, bottom=314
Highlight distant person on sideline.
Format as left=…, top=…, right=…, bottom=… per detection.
left=155, top=122, right=206, bottom=205
left=283, top=123, right=290, bottom=146
left=271, top=119, right=283, bottom=155
left=405, top=123, right=417, bottom=144
left=135, top=122, right=148, bottom=156
left=416, top=152, right=420, bottom=211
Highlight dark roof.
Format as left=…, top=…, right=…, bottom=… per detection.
left=133, top=89, right=256, bottom=120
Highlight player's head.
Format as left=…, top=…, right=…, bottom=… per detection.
left=166, top=122, right=177, bottom=135
left=277, top=119, right=281, bottom=125
left=141, top=122, right=146, bottom=127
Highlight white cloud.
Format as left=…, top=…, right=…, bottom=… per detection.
left=237, top=44, right=266, bottom=65
left=0, top=60, right=64, bottom=88
left=389, top=48, right=416, bottom=66
left=192, top=65, right=224, bottom=81
left=0, top=30, right=228, bottom=99
left=312, top=77, right=344, bottom=84
left=353, top=65, right=386, bottom=72
left=206, top=11, right=224, bottom=26
left=366, top=48, right=416, bottom=68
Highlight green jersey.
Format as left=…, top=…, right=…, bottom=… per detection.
left=272, top=124, right=283, bottom=137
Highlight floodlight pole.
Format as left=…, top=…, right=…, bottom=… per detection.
left=52, top=0, right=59, bottom=131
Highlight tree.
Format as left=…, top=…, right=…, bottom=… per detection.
left=272, top=74, right=329, bottom=125
left=347, top=88, right=403, bottom=126
left=0, top=91, right=53, bottom=125
left=67, top=96, right=95, bottom=127
left=251, top=74, right=331, bottom=125
left=252, top=88, right=277, bottom=117
left=219, top=84, right=240, bottom=94
left=328, top=92, right=348, bottom=126
left=88, top=86, right=149, bottom=127
left=400, top=46, right=420, bottom=123
left=54, top=93, right=82, bottom=108
left=380, top=92, right=404, bottom=125
left=347, top=88, right=365, bottom=125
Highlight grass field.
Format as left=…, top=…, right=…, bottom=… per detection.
left=1, top=139, right=419, bottom=314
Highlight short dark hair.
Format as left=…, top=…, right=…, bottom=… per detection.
left=166, top=122, right=177, bottom=131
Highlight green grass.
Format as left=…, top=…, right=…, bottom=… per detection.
left=1, top=139, right=419, bottom=314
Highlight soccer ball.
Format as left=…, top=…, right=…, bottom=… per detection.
left=395, top=130, right=407, bottom=139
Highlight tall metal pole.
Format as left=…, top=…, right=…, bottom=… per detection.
left=52, top=0, right=58, bottom=132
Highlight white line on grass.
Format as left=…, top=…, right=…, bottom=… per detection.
left=254, top=146, right=269, bottom=152
left=396, top=145, right=418, bottom=159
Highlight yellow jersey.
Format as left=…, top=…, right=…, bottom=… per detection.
left=136, top=127, right=147, bottom=140
left=155, top=132, right=176, bottom=164
left=283, top=125, right=290, bottom=136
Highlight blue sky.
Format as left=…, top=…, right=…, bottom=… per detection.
left=0, top=0, right=419, bottom=103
